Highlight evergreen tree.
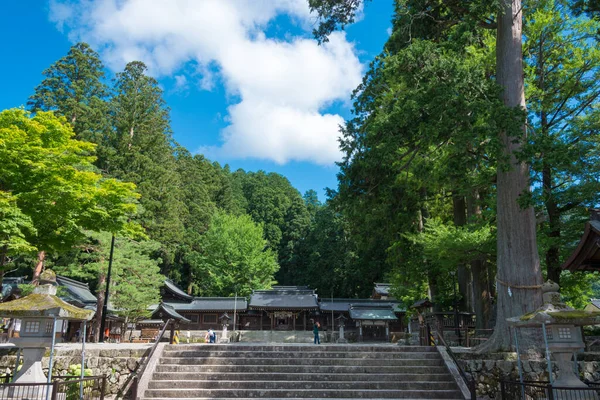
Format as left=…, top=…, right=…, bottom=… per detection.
left=28, top=43, right=111, bottom=169
left=53, top=231, right=164, bottom=342
left=108, top=61, right=186, bottom=273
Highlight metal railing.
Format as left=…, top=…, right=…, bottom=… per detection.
left=435, top=328, right=477, bottom=400
left=0, top=375, right=106, bottom=400
left=500, top=380, right=600, bottom=400
left=122, top=319, right=172, bottom=399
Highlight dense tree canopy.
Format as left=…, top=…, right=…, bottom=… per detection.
left=3, top=0, right=600, bottom=346
left=192, top=212, right=279, bottom=297
left=0, top=109, right=139, bottom=283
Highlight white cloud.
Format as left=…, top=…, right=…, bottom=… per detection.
left=173, top=74, right=189, bottom=93
left=48, top=0, right=363, bottom=165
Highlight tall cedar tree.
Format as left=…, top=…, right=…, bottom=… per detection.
left=108, top=61, right=186, bottom=273
left=309, top=0, right=544, bottom=350
left=28, top=42, right=112, bottom=171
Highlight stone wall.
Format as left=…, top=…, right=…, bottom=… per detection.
left=0, top=345, right=150, bottom=399
left=455, top=352, right=600, bottom=399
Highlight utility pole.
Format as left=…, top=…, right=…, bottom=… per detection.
left=99, top=234, right=115, bottom=343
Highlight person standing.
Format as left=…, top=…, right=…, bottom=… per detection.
left=313, top=321, right=320, bottom=345
left=205, top=329, right=216, bottom=343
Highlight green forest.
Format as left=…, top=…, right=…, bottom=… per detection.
left=1, top=0, right=599, bottom=348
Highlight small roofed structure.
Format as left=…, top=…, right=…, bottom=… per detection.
left=411, top=299, right=434, bottom=309
left=149, top=302, right=191, bottom=324
left=319, top=298, right=406, bottom=336
left=161, top=279, right=194, bottom=303
left=349, top=304, right=398, bottom=341
left=0, top=270, right=93, bottom=390
left=249, top=287, right=318, bottom=331
left=562, top=210, right=600, bottom=272
left=372, top=283, right=393, bottom=300
left=162, top=297, right=248, bottom=331
left=136, top=302, right=191, bottom=344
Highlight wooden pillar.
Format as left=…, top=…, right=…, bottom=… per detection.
left=169, top=322, right=174, bottom=345
left=260, top=312, right=263, bottom=331
left=271, top=313, right=275, bottom=330
left=293, top=314, right=296, bottom=331
left=303, top=312, right=306, bottom=331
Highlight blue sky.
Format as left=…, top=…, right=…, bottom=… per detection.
left=0, top=0, right=393, bottom=200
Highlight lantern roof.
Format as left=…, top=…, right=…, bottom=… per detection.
left=507, top=281, right=600, bottom=327
left=0, top=270, right=93, bottom=321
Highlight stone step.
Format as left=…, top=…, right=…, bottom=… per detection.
left=151, top=372, right=455, bottom=382
left=143, top=388, right=463, bottom=399
left=158, top=357, right=444, bottom=367
left=161, top=350, right=442, bottom=359
left=154, top=364, right=451, bottom=374
left=147, top=380, right=459, bottom=391
left=144, top=398, right=465, bottom=400
left=164, top=344, right=437, bottom=352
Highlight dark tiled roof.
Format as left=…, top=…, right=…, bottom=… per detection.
left=249, top=289, right=318, bottom=310
left=349, top=305, right=398, bottom=321
left=1, top=277, right=25, bottom=299
left=272, top=285, right=311, bottom=290
left=167, top=298, right=248, bottom=312
left=590, top=299, right=600, bottom=310
left=164, top=280, right=193, bottom=301
left=56, top=276, right=97, bottom=305
left=412, top=299, right=433, bottom=308
left=373, top=283, right=392, bottom=296
left=319, top=299, right=405, bottom=313
left=152, top=303, right=191, bottom=323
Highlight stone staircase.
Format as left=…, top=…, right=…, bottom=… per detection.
left=141, top=344, right=466, bottom=399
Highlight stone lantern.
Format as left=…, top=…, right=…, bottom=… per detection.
left=0, top=270, right=93, bottom=396
left=508, top=281, right=600, bottom=394
left=219, top=313, right=231, bottom=343
left=336, top=314, right=348, bottom=343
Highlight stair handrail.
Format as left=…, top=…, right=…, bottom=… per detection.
left=117, top=318, right=173, bottom=399
left=436, top=329, right=477, bottom=400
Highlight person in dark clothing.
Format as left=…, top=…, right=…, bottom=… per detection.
left=313, top=322, right=320, bottom=344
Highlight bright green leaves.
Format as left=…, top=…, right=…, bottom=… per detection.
left=0, top=192, right=36, bottom=256
left=0, top=109, right=139, bottom=256
left=403, top=218, right=495, bottom=272
left=192, top=212, right=279, bottom=297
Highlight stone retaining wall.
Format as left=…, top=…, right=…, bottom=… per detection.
left=0, top=345, right=150, bottom=399
left=455, top=352, right=600, bottom=399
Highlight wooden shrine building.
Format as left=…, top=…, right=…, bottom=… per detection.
left=562, top=211, right=600, bottom=273
left=246, top=286, right=319, bottom=331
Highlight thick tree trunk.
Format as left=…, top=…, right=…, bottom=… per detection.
left=32, top=250, right=46, bottom=285
left=453, top=195, right=472, bottom=312
left=93, top=273, right=107, bottom=343
left=471, top=260, right=491, bottom=330
left=480, top=0, right=543, bottom=352
left=467, top=194, right=492, bottom=330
